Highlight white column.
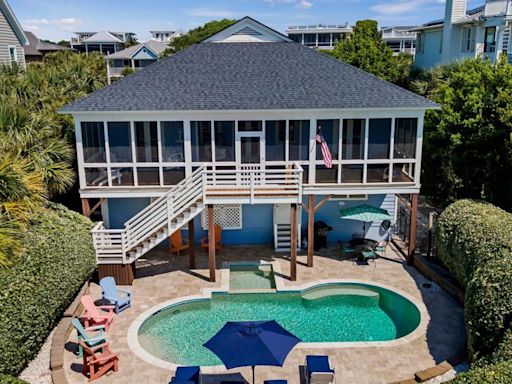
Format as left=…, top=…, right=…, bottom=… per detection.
left=308, top=119, right=316, bottom=184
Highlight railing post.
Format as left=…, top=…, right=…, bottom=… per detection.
left=202, top=166, right=207, bottom=203
left=250, top=172, right=255, bottom=204
left=121, top=231, right=127, bottom=264
left=167, top=196, right=174, bottom=233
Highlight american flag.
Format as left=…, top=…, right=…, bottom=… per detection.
left=316, top=128, right=332, bottom=168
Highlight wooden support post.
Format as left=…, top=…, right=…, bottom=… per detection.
left=307, top=195, right=314, bottom=268
left=81, top=198, right=90, bottom=217
left=188, top=219, right=196, bottom=269
left=290, top=203, right=298, bottom=281
left=208, top=205, right=216, bottom=282
left=408, top=193, right=419, bottom=265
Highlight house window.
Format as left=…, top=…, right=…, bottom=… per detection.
left=289, top=34, right=301, bottom=43
left=214, top=121, right=235, bottom=161
left=161, top=121, right=185, bottom=162
left=201, top=204, right=242, bottom=230
left=316, top=165, right=338, bottom=183
left=110, top=167, right=134, bottom=186
left=417, top=33, right=425, bottom=54
left=317, top=119, right=339, bottom=160
left=85, top=167, right=108, bottom=186
left=289, top=120, right=310, bottom=161
left=191, top=121, right=212, bottom=162
left=108, top=122, right=132, bottom=162
left=265, top=120, right=286, bottom=161
left=137, top=167, right=160, bottom=185
left=318, top=33, right=330, bottom=46
left=394, top=118, right=417, bottom=159
left=8, top=46, right=17, bottom=64
left=367, top=164, right=389, bottom=183
left=81, top=122, right=106, bottom=163
left=134, top=121, right=158, bottom=162
left=392, top=163, right=415, bottom=183
left=342, top=119, right=365, bottom=160
left=340, top=164, right=363, bottom=183
left=484, top=27, right=497, bottom=53
left=163, top=166, right=186, bottom=185
left=303, top=33, right=316, bottom=45
left=461, top=27, right=476, bottom=53
left=368, top=119, right=391, bottom=159
left=238, top=121, right=262, bottom=132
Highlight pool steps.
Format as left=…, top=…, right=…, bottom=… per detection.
left=301, top=286, right=380, bottom=301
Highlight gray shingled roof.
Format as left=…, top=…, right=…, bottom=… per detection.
left=61, top=42, right=436, bottom=113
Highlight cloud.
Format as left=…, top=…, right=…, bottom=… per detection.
left=371, top=0, right=444, bottom=15
left=188, top=7, right=237, bottom=18
left=264, top=0, right=313, bottom=9
left=297, top=0, right=313, bottom=9
left=24, top=17, right=81, bottom=26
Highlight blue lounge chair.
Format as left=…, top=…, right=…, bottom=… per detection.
left=264, top=381, right=288, bottom=384
left=305, top=355, right=335, bottom=384
left=169, top=366, right=201, bottom=384
left=72, top=318, right=106, bottom=357
left=99, top=276, right=132, bottom=314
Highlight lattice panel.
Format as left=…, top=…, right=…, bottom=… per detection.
left=201, top=204, right=242, bottom=230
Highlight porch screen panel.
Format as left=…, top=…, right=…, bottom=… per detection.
left=265, top=120, right=285, bottom=161
left=238, top=121, right=262, bottom=132
left=342, top=119, right=364, bottom=160
left=214, top=121, right=235, bottom=161
left=135, top=121, right=158, bottom=162
left=317, top=119, right=339, bottom=160
left=289, top=120, right=310, bottom=161
left=368, top=118, right=391, bottom=159
left=394, top=118, right=417, bottom=159
left=107, top=122, right=131, bottom=162
left=161, top=121, right=185, bottom=162
left=191, top=121, right=212, bottom=162
left=81, top=122, right=105, bottom=163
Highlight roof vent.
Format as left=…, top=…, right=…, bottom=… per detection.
left=233, top=27, right=262, bottom=36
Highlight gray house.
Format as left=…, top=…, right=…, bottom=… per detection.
left=0, top=0, right=27, bottom=68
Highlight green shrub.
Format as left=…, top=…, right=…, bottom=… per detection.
left=436, top=199, right=512, bottom=362
left=466, top=255, right=512, bottom=360
left=0, top=204, right=95, bottom=376
left=436, top=199, right=512, bottom=287
left=0, top=375, right=28, bottom=384
left=450, top=360, right=512, bottom=383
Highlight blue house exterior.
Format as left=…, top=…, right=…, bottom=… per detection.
left=61, top=17, right=436, bottom=284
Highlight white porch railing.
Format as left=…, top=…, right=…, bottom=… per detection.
left=91, top=163, right=303, bottom=264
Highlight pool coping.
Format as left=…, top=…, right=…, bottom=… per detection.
left=127, top=275, right=429, bottom=373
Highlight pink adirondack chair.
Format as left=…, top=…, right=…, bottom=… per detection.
left=80, top=295, right=115, bottom=331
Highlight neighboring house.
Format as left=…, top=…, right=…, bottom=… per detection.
left=105, top=40, right=169, bottom=83
left=71, top=31, right=136, bottom=54
left=0, top=0, right=27, bottom=68
left=381, top=26, right=417, bottom=55
left=414, top=0, right=512, bottom=69
left=150, top=30, right=181, bottom=42
left=24, top=31, right=73, bottom=62
left=286, top=23, right=352, bottom=50
left=60, top=16, right=436, bottom=284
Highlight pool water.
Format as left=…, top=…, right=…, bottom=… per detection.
left=138, top=283, right=421, bottom=366
left=229, top=264, right=276, bottom=290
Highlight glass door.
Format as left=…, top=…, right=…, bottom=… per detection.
left=240, top=136, right=261, bottom=164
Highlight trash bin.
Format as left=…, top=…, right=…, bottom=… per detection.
left=314, top=221, right=333, bottom=251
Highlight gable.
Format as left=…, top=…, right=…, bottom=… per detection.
left=131, top=45, right=157, bottom=60
left=0, top=0, right=27, bottom=45
left=203, top=16, right=292, bottom=43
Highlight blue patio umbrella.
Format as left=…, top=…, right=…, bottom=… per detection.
left=203, top=320, right=301, bottom=384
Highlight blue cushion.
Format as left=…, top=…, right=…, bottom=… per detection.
left=173, top=366, right=200, bottom=383
left=264, top=380, right=288, bottom=384
left=306, top=355, right=334, bottom=378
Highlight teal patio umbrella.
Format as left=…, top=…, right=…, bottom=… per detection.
left=339, top=204, right=392, bottom=234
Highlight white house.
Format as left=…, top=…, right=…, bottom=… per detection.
left=286, top=23, right=352, bottom=50
left=381, top=26, right=417, bottom=55
left=150, top=30, right=181, bottom=42
left=71, top=31, right=136, bottom=55
left=60, top=17, right=436, bottom=285
left=0, top=0, right=27, bottom=68
left=414, top=0, right=512, bottom=69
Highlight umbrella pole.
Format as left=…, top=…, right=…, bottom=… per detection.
left=252, top=365, right=255, bottom=384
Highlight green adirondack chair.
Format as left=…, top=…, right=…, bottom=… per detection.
left=72, top=318, right=107, bottom=357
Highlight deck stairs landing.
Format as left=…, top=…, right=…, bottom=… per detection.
left=92, top=164, right=304, bottom=265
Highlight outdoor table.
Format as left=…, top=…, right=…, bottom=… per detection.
left=348, top=238, right=378, bottom=259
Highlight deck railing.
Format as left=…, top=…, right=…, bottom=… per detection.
left=91, top=163, right=303, bottom=264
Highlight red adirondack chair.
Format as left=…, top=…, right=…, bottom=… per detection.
left=79, top=339, right=119, bottom=382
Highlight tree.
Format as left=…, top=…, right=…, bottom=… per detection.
left=419, top=56, right=512, bottom=211
left=162, top=19, right=236, bottom=56
left=56, top=40, right=71, bottom=48
left=332, top=20, right=410, bottom=84
left=125, top=36, right=139, bottom=48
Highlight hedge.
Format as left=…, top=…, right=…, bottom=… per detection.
left=0, top=203, right=96, bottom=376
left=436, top=199, right=512, bottom=287
left=449, top=360, right=512, bottom=384
left=0, top=375, right=28, bottom=384
left=436, top=200, right=512, bottom=360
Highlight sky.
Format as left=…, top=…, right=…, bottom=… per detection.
left=10, top=0, right=482, bottom=43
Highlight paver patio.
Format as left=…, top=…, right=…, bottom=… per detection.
left=63, top=243, right=465, bottom=384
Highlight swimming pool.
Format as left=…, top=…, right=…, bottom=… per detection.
left=229, top=263, right=276, bottom=290
left=137, top=283, right=421, bottom=366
